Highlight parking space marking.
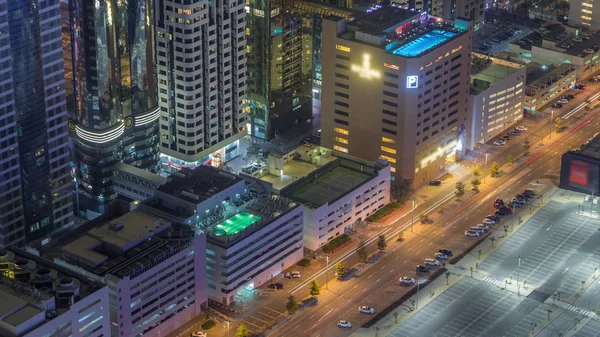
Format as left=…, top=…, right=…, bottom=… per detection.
left=572, top=319, right=600, bottom=337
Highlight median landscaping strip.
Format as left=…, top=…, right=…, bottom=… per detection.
left=367, top=202, right=401, bottom=222
left=321, top=234, right=350, bottom=253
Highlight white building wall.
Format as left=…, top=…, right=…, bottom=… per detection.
left=208, top=206, right=304, bottom=305
left=114, top=234, right=207, bottom=337
left=304, top=166, right=391, bottom=251
left=22, top=286, right=111, bottom=337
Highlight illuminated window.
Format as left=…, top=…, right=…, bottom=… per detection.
left=380, top=155, right=396, bottom=163
left=246, top=28, right=250, bottom=35
left=334, top=127, right=349, bottom=135
left=384, top=63, right=400, bottom=70
left=381, top=146, right=397, bottom=154
left=390, top=167, right=396, bottom=173
left=335, top=136, right=348, bottom=144
left=581, top=15, right=592, bottom=20
left=451, top=46, right=463, bottom=53
left=582, top=9, right=593, bottom=14
left=382, top=137, right=396, bottom=144
left=334, top=145, right=348, bottom=153
left=336, top=45, right=351, bottom=52
left=582, top=2, right=593, bottom=7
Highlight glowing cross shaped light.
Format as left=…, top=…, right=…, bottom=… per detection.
left=351, top=54, right=381, bottom=79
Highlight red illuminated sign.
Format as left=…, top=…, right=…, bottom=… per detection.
left=569, top=160, right=589, bottom=186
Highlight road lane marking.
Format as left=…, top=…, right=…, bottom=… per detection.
left=563, top=268, right=569, bottom=274
left=353, top=284, right=358, bottom=289
left=368, top=275, right=373, bottom=279
left=376, top=278, right=381, bottom=282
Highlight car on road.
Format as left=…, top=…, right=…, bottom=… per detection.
left=507, top=130, right=521, bottom=136
left=428, top=179, right=442, bottom=186
left=439, top=249, right=453, bottom=257
left=284, top=271, right=301, bottom=279
left=399, top=276, right=416, bottom=285
left=465, top=230, right=481, bottom=237
left=557, top=99, right=569, bottom=104
left=493, top=199, right=505, bottom=208
left=337, top=320, right=352, bottom=328
left=493, top=139, right=506, bottom=146
left=267, top=283, right=284, bottom=289
left=482, top=218, right=496, bottom=225
left=434, top=252, right=449, bottom=260
left=416, top=265, right=431, bottom=273
left=486, top=215, right=500, bottom=222
left=515, top=126, right=528, bottom=132
left=358, top=306, right=376, bottom=314
left=551, top=103, right=563, bottom=108
left=425, top=258, right=440, bottom=267
left=191, top=332, right=208, bottom=337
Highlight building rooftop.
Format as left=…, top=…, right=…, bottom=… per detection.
left=471, top=54, right=524, bottom=94
left=513, top=23, right=600, bottom=58
left=525, top=63, right=575, bottom=94
left=345, top=5, right=418, bottom=36
left=113, top=162, right=167, bottom=186
left=578, top=133, right=600, bottom=159
left=0, top=247, right=105, bottom=334
left=158, top=166, right=243, bottom=203
left=281, top=156, right=384, bottom=208
left=55, top=210, right=196, bottom=280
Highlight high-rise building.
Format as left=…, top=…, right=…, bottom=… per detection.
left=246, top=0, right=312, bottom=140
left=321, top=6, right=472, bottom=186
left=570, top=0, right=600, bottom=29
left=64, top=0, right=160, bottom=219
left=155, top=0, right=249, bottom=172
left=0, top=0, right=74, bottom=247
left=442, top=0, right=485, bottom=31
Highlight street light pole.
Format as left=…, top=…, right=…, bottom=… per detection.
left=226, top=321, right=230, bottom=337
left=550, top=110, right=554, bottom=140
left=325, top=255, right=329, bottom=290
left=416, top=280, right=420, bottom=309
left=517, top=255, right=521, bottom=295
left=484, top=153, right=489, bottom=184
left=411, top=199, right=415, bottom=232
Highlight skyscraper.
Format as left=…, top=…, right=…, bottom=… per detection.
left=64, top=0, right=160, bottom=219
left=321, top=6, right=472, bottom=186
left=246, top=0, right=312, bottom=140
left=0, top=0, right=74, bottom=247
left=155, top=0, right=248, bottom=171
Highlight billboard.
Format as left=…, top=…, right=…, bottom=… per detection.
left=560, top=152, right=600, bottom=194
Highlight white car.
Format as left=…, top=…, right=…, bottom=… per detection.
left=493, top=139, right=506, bottom=146
left=191, top=332, right=207, bottom=337
left=434, top=252, right=449, bottom=260
left=516, top=126, right=528, bottom=132
left=557, top=99, right=569, bottom=104
left=465, top=230, right=481, bottom=237
left=358, top=306, right=376, bottom=314
left=476, top=224, right=489, bottom=231
left=425, top=258, right=440, bottom=266
left=337, top=320, right=352, bottom=328
left=399, top=276, right=416, bottom=285
left=482, top=218, right=496, bottom=225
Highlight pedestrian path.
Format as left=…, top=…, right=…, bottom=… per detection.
left=552, top=300, right=597, bottom=319
left=482, top=276, right=504, bottom=287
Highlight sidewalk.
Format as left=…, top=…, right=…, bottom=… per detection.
left=350, top=179, right=558, bottom=337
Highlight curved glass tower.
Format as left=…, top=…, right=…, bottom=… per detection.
left=64, top=0, right=159, bottom=218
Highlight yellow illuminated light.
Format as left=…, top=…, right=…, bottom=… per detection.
left=334, top=127, right=349, bottom=135
left=335, top=136, right=348, bottom=144
left=451, top=46, right=463, bottom=53
left=420, top=140, right=457, bottom=168
left=336, top=45, right=351, bottom=52
left=381, top=146, right=397, bottom=154
left=334, top=145, right=348, bottom=153
left=381, top=137, right=396, bottom=144
left=384, top=63, right=400, bottom=70
left=351, top=54, right=381, bottom=79
left=380, top=155, right=396, bottom=164
left=390, top=167, right=396, bottom=173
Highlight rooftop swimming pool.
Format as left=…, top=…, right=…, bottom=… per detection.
left=213, top=212, right=261, bottom=236
left=392, top=29, right=458, bottom=57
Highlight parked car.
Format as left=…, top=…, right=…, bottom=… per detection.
left=515, top=126, right=528, bottom=132
left=429, top=179, right=442, bottom=186
left=551, top=103, right=563, bottom=108
left=267, top=283, right=284, bottom=289
left=284, top=271, right=301, bottom=279
left=425, top=258, right=440, bottom=266
left=575, top=84, right=586, bottom=90
left=465, top=230, right=481, bottom=237
left=191, top=332, right=208, bottom=337
left=564, top=94, right=574, bottom=100
left=434, top=252, right=449, bottom=260
left=502, top=135, right=511, bottom=140
left=557, top=99, right=569, bottom=104
left=399, top=276, right=416, bottom=285
left=493, top=139, right=506, bottom=146
left=439, top=249, right=453, bottom=257
left=486, top=215, right=500, bottom=222
left=337, top=320, right=352, bottom=328
left=482, top=218, right=496, bottom=225
left=493, top=199, right=505, bottom=208
left=358, top=306, right=376, bottom=314
left=523, top=189, right=536, bottom=196
left=416, top=265, right=431, bottom=273
left=508, top=130, right=521, bottom=136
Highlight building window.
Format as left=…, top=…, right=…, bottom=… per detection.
left=334, top=145, right=348, bottom=153
left=335, top=136, right=348, bottom=144
left=334, top=127, right=349, bottom=135
left=381, top=146, right=396, bottom=155
left=382, top=137, right=396, bottom=144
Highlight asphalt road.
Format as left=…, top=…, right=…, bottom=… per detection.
left=266, top=96, right=600, bottom=337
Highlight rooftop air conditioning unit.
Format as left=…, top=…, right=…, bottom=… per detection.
left=13, top=258, right=36, bottom=281
left=32, top=267, right=58, bottom=287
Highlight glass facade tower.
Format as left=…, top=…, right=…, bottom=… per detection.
left=0, top=0, right=74, bottom=246
left=64, top=0, right=160, bottom=219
